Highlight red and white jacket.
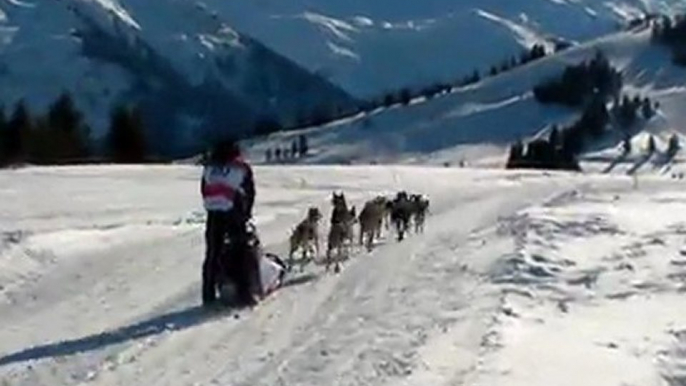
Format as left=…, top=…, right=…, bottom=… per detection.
left=201, top=159, right=255, bottom=214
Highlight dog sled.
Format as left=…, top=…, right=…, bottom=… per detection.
left=216, top=223, right=287, bottom=306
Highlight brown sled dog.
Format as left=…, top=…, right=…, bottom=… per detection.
left=289, top=207, right=323, bottom=270
left=327, top=192, right=356, bottom=273
left=358, top=196, right=388, bottom=251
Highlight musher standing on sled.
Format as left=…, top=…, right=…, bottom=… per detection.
left=201, top=139, right=259, bottom=307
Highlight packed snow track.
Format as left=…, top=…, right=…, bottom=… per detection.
left=1, top=165, right=684, bottom=386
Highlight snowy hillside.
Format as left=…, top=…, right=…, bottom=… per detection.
left=3, top=0, right=686, bottom=159
left=210, top=0, right=684, bottom=97
left=248, top=27, right=686, bottom=169
left=0, top=0, right=356, bottom=155
left=1, top=165, right=686, bottom=386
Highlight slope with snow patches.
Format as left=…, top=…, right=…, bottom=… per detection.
left=209, top=0, right=684, bottom=97
left=1, top=165, right=686, bottom=386
left=0, top=0, right=356, bottom=155
left=248, top=27, right=686, bottom=169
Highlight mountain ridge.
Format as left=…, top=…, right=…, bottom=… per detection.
left=0, top=0, right=357, bottom=156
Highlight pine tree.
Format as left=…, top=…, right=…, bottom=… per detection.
left=520, top=50, right=531, bottom=65
left=464, top=70, right=480, bottom=85
left=383, top=92, right=396, bottom=107
left=641, top=98, right=655, bottom=119
left=531, top=44, right=546, bottom=61
left=48, top=93, right=79, bottom=133
left=561, top=124, right=584, bottom=156
left=399, top=88, right=412, bottom=105
left=549, top=125, right=561, bottom=150
left=29, top=116, right=54, bottom=164
left=107, top=105, right=148, bottom=163
left=560, top=133, right=582, bottom=171
left=3, top=101, right=33, bottom=165
left=506, top=140, right=525, bottom=169
left=533, top=51, right=622, bottom=106
left=632, top=95, right=642, bottom=112
left=651, top=19, right=664, bottom=42
left=668, top=134, right=680, bottom=156
left=510, top=56, right=518, bottom=69
left=525, top=139, right=555, bottom=169
left=647, top=135, right=656, bottom=154
left=473, top=70, right=481, bottom=82
left=265, top=148, right=272, bottom=163
left=582, top=96, right=610, bottom=138
left=0, top=106, right=6, bottom=165
left=617, top=95, right=638, bottom=127
left=46, top=92, right=90, bottom=161
left=275, top=147, right=282, bottom=162
left=421, top=84, right=440, bottom=99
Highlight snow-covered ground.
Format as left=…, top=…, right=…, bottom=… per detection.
left=474, top=179, right=686, bottom=386
left=1, top=165, right=685, bottom=386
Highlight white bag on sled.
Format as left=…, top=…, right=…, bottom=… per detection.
left=260, top=253, right=286, bottom=296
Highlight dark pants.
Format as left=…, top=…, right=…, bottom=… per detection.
left=203, top=211, right=256, bottom=304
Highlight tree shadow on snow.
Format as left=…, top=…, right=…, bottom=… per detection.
left=627, top=154, right=652, bottom=175
left=0, top=274, right=318, bottom=368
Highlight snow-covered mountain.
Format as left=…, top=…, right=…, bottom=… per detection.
left=248, top=26, right=686, bottom=171
left=0, top=0, right=356, bottom=155
left=3, top=0, right=686, bottom=159
left=210, top=0, right=684, bottom=97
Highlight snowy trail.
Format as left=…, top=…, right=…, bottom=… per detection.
left=3, top=165, right=684, bottom=386
left=0, top=165, right=578, bottom=386
left=139, top=179, right=568, bottom=386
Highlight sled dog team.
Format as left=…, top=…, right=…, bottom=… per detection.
left=288, top=191, right=430, bottom=273
left=199, top=137, right=429, bottom=306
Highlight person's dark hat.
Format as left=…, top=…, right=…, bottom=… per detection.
left=209, top=137, right=241, bottom=164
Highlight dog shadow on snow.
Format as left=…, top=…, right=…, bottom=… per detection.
left=0, top=273, right=317, bottom=368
